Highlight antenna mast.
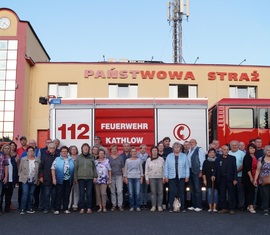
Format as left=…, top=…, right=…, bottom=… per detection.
left=167, top=0, right=189, bottom=63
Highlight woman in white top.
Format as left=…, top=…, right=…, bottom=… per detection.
left=19, top=146, right=40, bottom=214
left=0, top=144, right=18, bottom=213
left=145, top=146, right=164, bottom=212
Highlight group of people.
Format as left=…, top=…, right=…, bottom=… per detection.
left=0, top=135, right=270, bottom=216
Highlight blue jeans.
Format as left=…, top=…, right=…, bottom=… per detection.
left=128, top=178, right=141, bottom=209
left=21, top=182, right=36, bottom=210
left=189, top=171, right=202, bottom=208
left=38, top=184, right=45, bottom=210
left=169, top=178, right=185, bottom=210
left=140, top=178, right=148, bottom=206
left=207, top=188, right=218, bottom=204
left=43, top=185, right=56, bottom=211
left=78, top=179, right=93, bottom=210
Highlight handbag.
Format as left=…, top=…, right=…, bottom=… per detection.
left=172, top=197, right=181, bottom=212
left=261, top=175, right=270, bottom=186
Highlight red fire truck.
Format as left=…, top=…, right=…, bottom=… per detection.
left=209, top=98, right=270, bottom=146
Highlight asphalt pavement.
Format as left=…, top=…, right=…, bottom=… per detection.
left=1, top=205, right=269, bottom=235
left=1, top=188, right=268, bottom=235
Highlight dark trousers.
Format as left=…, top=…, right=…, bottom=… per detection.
left=244, top=181, right=255, bottom=206
left=55, top=180, right=72, bottom=211
left=219, top=176, right=236, bottom=210
left=78, top=179, right=93, bottom=210
left=18, top=182, right=22, bottom=208
left=162, top=182, right=169, bottom=206
left=43, top=185, right=56, bottom=211
left=33, top=184, right=41, bottom=208
left=0, top=182, right=14, bottom=212
left=168, top=178, right=185, bottom=210
left=236, top=177, right=245, bottom=208
left=189, top=171, right=202, bottom=209
left=262, top=184, right=270, bottom=212
left=123, top=183, right=129, bottom=207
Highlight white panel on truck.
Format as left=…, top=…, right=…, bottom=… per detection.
left=157, top=109, right=207, bottom=150
left=54, top=109, right=92, bottom=148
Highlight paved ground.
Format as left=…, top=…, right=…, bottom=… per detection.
left=1, top=188, right=268, bottom=235
left=1, top=206, right=269, bottom=235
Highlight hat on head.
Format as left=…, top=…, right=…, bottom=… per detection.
left=20, top=136, right=27, bottom=141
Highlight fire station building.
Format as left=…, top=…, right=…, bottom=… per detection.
left=0, top=8, right=269, bottom=146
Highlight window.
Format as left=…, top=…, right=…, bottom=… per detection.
left=48, top=83, right=77, bottom=98
left=229, top=108, right=254, bottom=128
left=258, top=108, right=269, bottom=129
left=169, top=85, right=197, bottom=98
left=108, top=84, right=138, bottom=98
left=229, top=86, right=256, bottom=98
left=0, top=40, right=17, bottom=140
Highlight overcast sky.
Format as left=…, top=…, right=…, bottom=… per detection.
left=2, top=0, right=270, bottom=65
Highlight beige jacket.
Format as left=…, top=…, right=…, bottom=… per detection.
left=19, top=157, right=40, bottom=184
left=145, top=157, right=164, bottom=180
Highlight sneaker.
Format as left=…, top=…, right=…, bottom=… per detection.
left=169, top=210, right=173, bottom=213
left=136, top=208, right=141, bottom=212
left=54, top=210, right=60, bottom=215
left=162, top=204, right=166, bottom=210
left=158, top=206, right=163, bottom=212
left=20, top=210, right=25, bottom=215
left=229, top=210, right=235, bottom=215
left=150, top=206, right=156, bottom=212
left=119, top=207, right=124, bottom=212
left=72, top=207, right=78, bottom=211
left=208, top=209, right=212, bottom=212
left=27, top=209, right=35, bottom=214
left=213, top=209, right=218, bottom=213
left=64, top=210, right=71, bottom=214
left=264, top=210, right=269, bottom=216
left=129, top=208, right=134, bottom=212
left=248, top=208, right=256, bottom=214
left=188, top=207, right=195, bottom=211
left=194, top=208, right=202, bottom=212
left=181, top=209, right=186, bottom=213
left=43, top=210, right=49, bottom=214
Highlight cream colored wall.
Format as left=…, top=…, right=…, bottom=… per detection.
left=0, top=10, right=18, bottom=36
left=27, top=62, right=270, bottom=140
